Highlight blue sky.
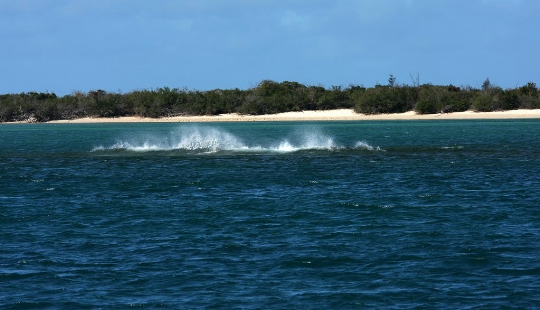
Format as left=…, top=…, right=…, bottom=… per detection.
left=1, top=0, right=538, bottom=95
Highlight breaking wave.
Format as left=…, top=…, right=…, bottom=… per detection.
left=91, top=126, right=381, bottom=154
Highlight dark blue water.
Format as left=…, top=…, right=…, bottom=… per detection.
left=1, top=120, right=540, bottom=309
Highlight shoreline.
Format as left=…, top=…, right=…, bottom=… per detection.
left=3, top=109, right=540, bottom=124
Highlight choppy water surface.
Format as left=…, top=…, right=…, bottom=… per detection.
left=1, top=120, right=540, bottom=308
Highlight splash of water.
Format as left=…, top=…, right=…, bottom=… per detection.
left=272, top=130, right=339, bottom=152
left=354, top=141, right=382, bottom=151
left=92, top=127, right=247, bottom=153
left=91, top=126, right=381, bottom=153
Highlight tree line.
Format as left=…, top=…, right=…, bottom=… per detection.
left=1, top=77, right=539, bottom=122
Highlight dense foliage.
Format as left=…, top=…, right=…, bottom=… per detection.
left=1, top=78, right=539, bottom=122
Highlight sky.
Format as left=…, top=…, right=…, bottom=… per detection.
left=1, top=0, right=539, bottom=96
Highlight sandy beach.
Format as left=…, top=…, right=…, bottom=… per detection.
left=37, top=109, right=540, bottom=124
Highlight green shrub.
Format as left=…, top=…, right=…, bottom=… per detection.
left=355, top=85, right=415, bottom=114
left=415, top=85, right=441, bottom=114
left=517, top=82, right=540, bottom=109
left=502, top=89, right=521, bottom=110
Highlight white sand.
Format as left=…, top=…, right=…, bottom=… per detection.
left=0, top=109, right=536, bottom=124
left=41, top=109, right=540, bottom=123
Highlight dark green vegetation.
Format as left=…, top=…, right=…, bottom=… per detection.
left=1, top=77, right=539, bottom=122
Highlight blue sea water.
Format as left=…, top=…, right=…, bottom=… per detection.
left=1, top=120, right=540, bottom=309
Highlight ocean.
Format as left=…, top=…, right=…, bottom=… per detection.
left=1, top=120, right=539, bottom=309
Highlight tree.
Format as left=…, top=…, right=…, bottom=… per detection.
left=482, top=78, right=491, bottom=92
left=409, top=73, right=420, bottom=87
left=1, top=78, right=539, bottom=122
left=388, top=74, right=397, bottom=87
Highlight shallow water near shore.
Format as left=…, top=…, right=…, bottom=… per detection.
left=1, top=120, right=540, bottom=308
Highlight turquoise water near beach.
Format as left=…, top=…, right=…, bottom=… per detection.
left=1, top=120, right=540, bottom=308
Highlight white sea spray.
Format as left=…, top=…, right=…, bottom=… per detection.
left=91, top=125, right=381, bottom=153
